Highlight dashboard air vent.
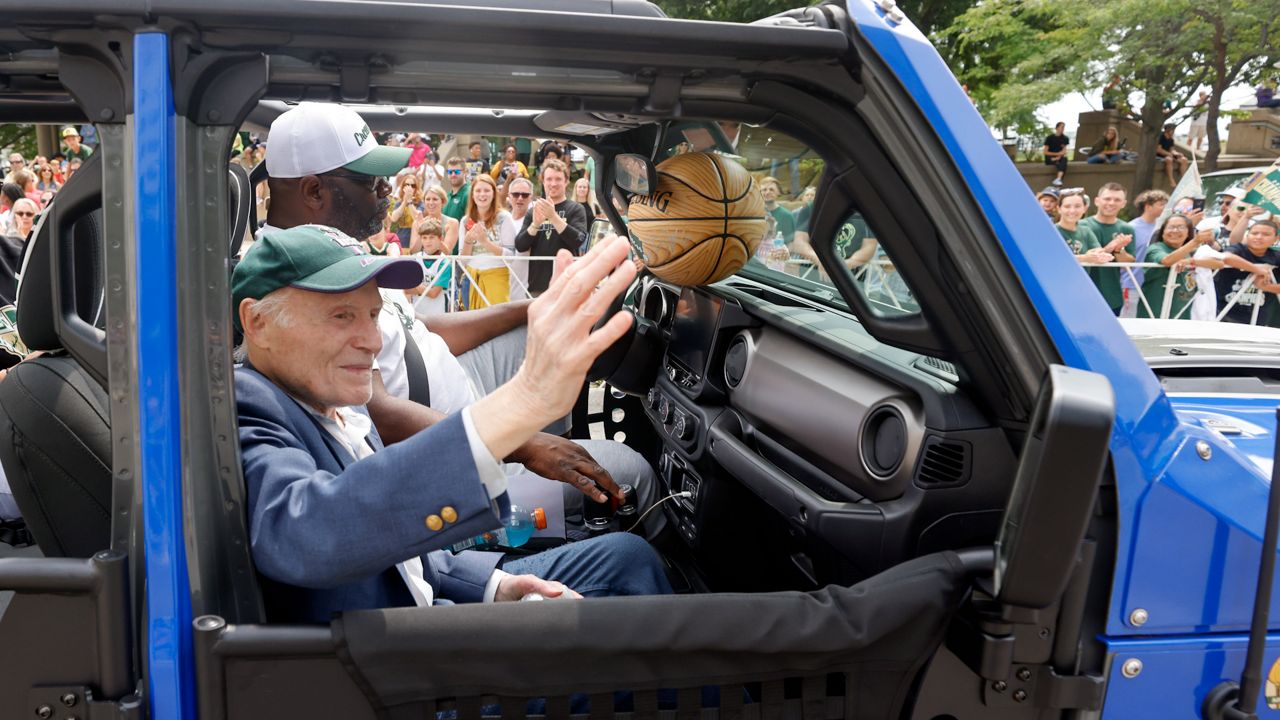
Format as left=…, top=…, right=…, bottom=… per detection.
left=914, top=356, right=958, bottom=380
left=914, top=435, right=972, bottom=488
left=723, top=335, right=750, bottom=389
left=860, top=406, right=906, bottom=479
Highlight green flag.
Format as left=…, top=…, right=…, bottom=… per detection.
left=1241, top=160, right=1280, bottom=215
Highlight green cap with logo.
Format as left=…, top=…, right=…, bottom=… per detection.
left=232, top=225, right=424, bottom=331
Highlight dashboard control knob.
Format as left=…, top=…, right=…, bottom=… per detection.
left=674, top=412, right=695, bottom=441
left=646, top=387, right=661, bottom=410
left=658, top=396, right=673, bottom=424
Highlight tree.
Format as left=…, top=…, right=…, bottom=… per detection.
left=1097, top=1, right=1207, bottom=193
left=651, top=0, right=796, bottom=22
left=1186, top=0, right=1279, bottom=171
left=902, top=0, right=977, bottom=39
left=940, top=0, right=1091, bottom=135
left=0, top=125, right=38, bottom=164
left=943, top=0, right=1221, bottom=191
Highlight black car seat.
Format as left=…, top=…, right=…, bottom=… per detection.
left=0, top=152, right=110, bottom=557
left=0, top=154, right=253, bottom=557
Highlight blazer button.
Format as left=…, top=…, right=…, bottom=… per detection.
left=441, top=506, right=458, bottom=524
left=425, top=514, right=444, bottom=532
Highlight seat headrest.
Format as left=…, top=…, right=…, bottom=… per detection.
left=16, top=151, right=104, bottom=356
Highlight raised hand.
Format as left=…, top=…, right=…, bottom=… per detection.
left=466, top=237, right=636, bottom=462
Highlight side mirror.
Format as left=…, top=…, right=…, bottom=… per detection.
left=613, top=153, right=657, bottom=196
left=994, top=365, right=1115, bottom=609
left=588, top=219, right=619, bottom=250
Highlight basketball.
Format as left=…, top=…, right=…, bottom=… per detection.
left=627, top=152, right=767, bottom=286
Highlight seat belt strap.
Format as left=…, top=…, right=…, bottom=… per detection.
left=401, top=322, right=432, bottom=408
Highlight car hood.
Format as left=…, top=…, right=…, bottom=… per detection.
left=1167, top=395, right=1275, bottom=476
left=1121, top=319, right=1280, bottom=369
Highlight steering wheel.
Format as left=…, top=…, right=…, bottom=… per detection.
left=586, top=273, right=668, bottom=395
left=586, top=276, right=641, bottom=384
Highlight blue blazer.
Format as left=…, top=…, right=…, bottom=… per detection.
left=235, top=366, right=509, bottom=623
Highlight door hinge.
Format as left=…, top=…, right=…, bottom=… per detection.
left=981, top=665, right=1105, bottom=711
left=29, top=685, right=143, bottom=720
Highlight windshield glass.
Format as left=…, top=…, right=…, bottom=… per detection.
left=717, top=124, right=921, bottom=317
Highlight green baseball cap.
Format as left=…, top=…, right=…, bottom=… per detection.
left=232, top=225, right=424, bottom=331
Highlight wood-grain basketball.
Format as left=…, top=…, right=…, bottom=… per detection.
left=627, top=152, right=767, bottom=286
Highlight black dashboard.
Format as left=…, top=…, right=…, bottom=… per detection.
left=629, top=277, right=1017, bottom=587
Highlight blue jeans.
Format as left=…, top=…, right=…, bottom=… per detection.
left=1087, top=153, right=1121, bottom=164
left=500, top=532, right=672, bottom=597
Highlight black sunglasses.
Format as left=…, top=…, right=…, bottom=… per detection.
left=323, top=170, right=391, bottom=196
left=509, top=192, right=531, bottom=199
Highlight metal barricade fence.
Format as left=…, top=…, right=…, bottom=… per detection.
left=782, top=256, right=1269, bottom=325
left=1099, top=261, right=1267, bottom=325
left=417, top=255, right=1270, bottom=327
left=422, top=254, right=561, bottom=311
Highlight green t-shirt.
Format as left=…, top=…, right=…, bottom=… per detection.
left=1057, top=223, right=1100, bottom=256
left=769, top=205, right=797, bottom=243
left=834, top=217, right=869, bottom=259
left=63, top=144, right=93, bottom=163
left=1079, top=217, right=1135, bottom=311
left=1138, top=242, right=1197, bottom=319
left=442, top=185, right=469, bottom=221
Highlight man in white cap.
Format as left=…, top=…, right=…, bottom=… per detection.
left=263, top=102, right=410, bottom=240
left=260, top=103, right=661, bottom=539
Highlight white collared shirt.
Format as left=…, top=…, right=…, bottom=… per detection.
left=295, top=392, right=510, bottom=604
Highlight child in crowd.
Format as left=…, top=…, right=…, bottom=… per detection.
left=409, top=216, right=452, bottom=317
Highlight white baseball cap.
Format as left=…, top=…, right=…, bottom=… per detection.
left=265, top=103, right=411, bottom=178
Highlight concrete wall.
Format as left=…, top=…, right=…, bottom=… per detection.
left=1072, top=110, right=1147, bottom=160
left=1016, top=155, right=1266, bottom=199
left=1225, top=108, right=1280, bottom=157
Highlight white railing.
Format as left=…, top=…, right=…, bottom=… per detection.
left=413, top=254, right=561, bottom=311
left=413, top=255, right=1273, bottom=327
left=1098, top=261, right=1269, bottom=325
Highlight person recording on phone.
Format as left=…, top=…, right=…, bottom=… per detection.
left=491, top=144, right=530, bottom=185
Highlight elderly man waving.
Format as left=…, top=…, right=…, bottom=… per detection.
left=234, top=225, right=669, bottom=623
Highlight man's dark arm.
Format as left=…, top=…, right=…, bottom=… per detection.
left=513, top=212, right=536, bottom=252
left=367, top=371, right=447, bottom=445
left=420, top=299, right=533, bottom=356
left=368, top=370, right=620, bottom=502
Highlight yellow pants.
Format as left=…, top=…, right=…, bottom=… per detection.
left=467, top=266, right=510, bottom=308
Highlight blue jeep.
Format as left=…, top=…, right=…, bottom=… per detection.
left=0, top=1, right=1273, bottom=719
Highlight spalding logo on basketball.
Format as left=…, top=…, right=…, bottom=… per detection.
left=628, top=153, right=767, bottom=286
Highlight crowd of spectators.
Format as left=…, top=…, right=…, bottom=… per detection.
left=240, top=131, right=605, bottom=312
left=0, top=128, right=92, bottom=223
left=1041, top=179, right=1280, bottom=325
left=0, top=126, right=93, bottom=304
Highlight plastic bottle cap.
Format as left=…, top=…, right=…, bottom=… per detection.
left=532, top=507, right=548, bottom=530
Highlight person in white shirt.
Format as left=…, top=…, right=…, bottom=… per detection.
left=502, top=176, right=534, bottom=300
